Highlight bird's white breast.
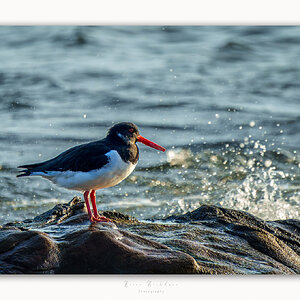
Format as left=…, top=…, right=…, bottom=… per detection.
left=34, top=150, right=137, bottom=191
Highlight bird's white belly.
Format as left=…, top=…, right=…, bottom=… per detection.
left=35, top=150, right=137, bottom=191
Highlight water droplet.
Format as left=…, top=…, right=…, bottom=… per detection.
left=249, top=121, right=255, bottom=127
left=210, top=155, right=218, bottom=163
left=264, top=160, right=272, bottom=168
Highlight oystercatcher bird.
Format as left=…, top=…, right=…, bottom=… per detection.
left=17, top=122, right=165, bottom=223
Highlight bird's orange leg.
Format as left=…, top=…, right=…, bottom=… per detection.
left=84, top=190, right=95, bottom=222
left=90, top=189, right=112, bottom=222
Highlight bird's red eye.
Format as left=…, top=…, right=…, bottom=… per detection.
left=129, top=128, right=134, bottom=133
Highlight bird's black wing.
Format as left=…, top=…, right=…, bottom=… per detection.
left=17, top=140, right=111, bottom=177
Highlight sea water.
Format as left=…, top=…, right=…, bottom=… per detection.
left=0, top=26, right=299, bottom=223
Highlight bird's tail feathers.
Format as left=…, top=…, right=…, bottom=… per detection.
left=18, top=162, right=43, bottom=169
left=17, top=162, right=43, bottom=178
left=17, top=169, right=31, bottom=177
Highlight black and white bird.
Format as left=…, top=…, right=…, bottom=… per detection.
left=17, top=122, right=165, bottom=222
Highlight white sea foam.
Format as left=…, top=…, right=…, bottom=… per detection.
left=221, top=167, right=299, bottom=220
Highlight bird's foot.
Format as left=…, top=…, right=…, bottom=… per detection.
left=95, top=216, right=113, bottom=222
left=90, top=214, right=112, bottom=223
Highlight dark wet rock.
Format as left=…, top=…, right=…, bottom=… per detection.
left=0, top=227, right=59, bottom=274
left=0, top=198, right=199, bottom=274
left=55, top=223, right=199, bottom=274
left=165, top=205, right=300, bottom=274
left=0, top=199, right=299, bottom=274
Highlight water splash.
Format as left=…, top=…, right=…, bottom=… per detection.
left=221, top=167, right=299, bottom=220
left=157, top=140, right=299, bottom=220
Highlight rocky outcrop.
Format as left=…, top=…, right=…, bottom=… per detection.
left=0, top=197, right=299, bottom=274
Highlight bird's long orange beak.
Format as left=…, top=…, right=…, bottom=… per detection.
left=137, top=135, right=166, bottom=152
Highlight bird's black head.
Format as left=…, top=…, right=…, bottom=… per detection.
left=107, top=122, right=139, bottom=145
left=107, top=122, right=166, bottom=152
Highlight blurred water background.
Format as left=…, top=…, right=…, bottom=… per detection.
left=0, top=26, right=299, bottom=224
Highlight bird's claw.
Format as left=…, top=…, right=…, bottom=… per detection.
left=90, top=215, right=113, bottom=223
